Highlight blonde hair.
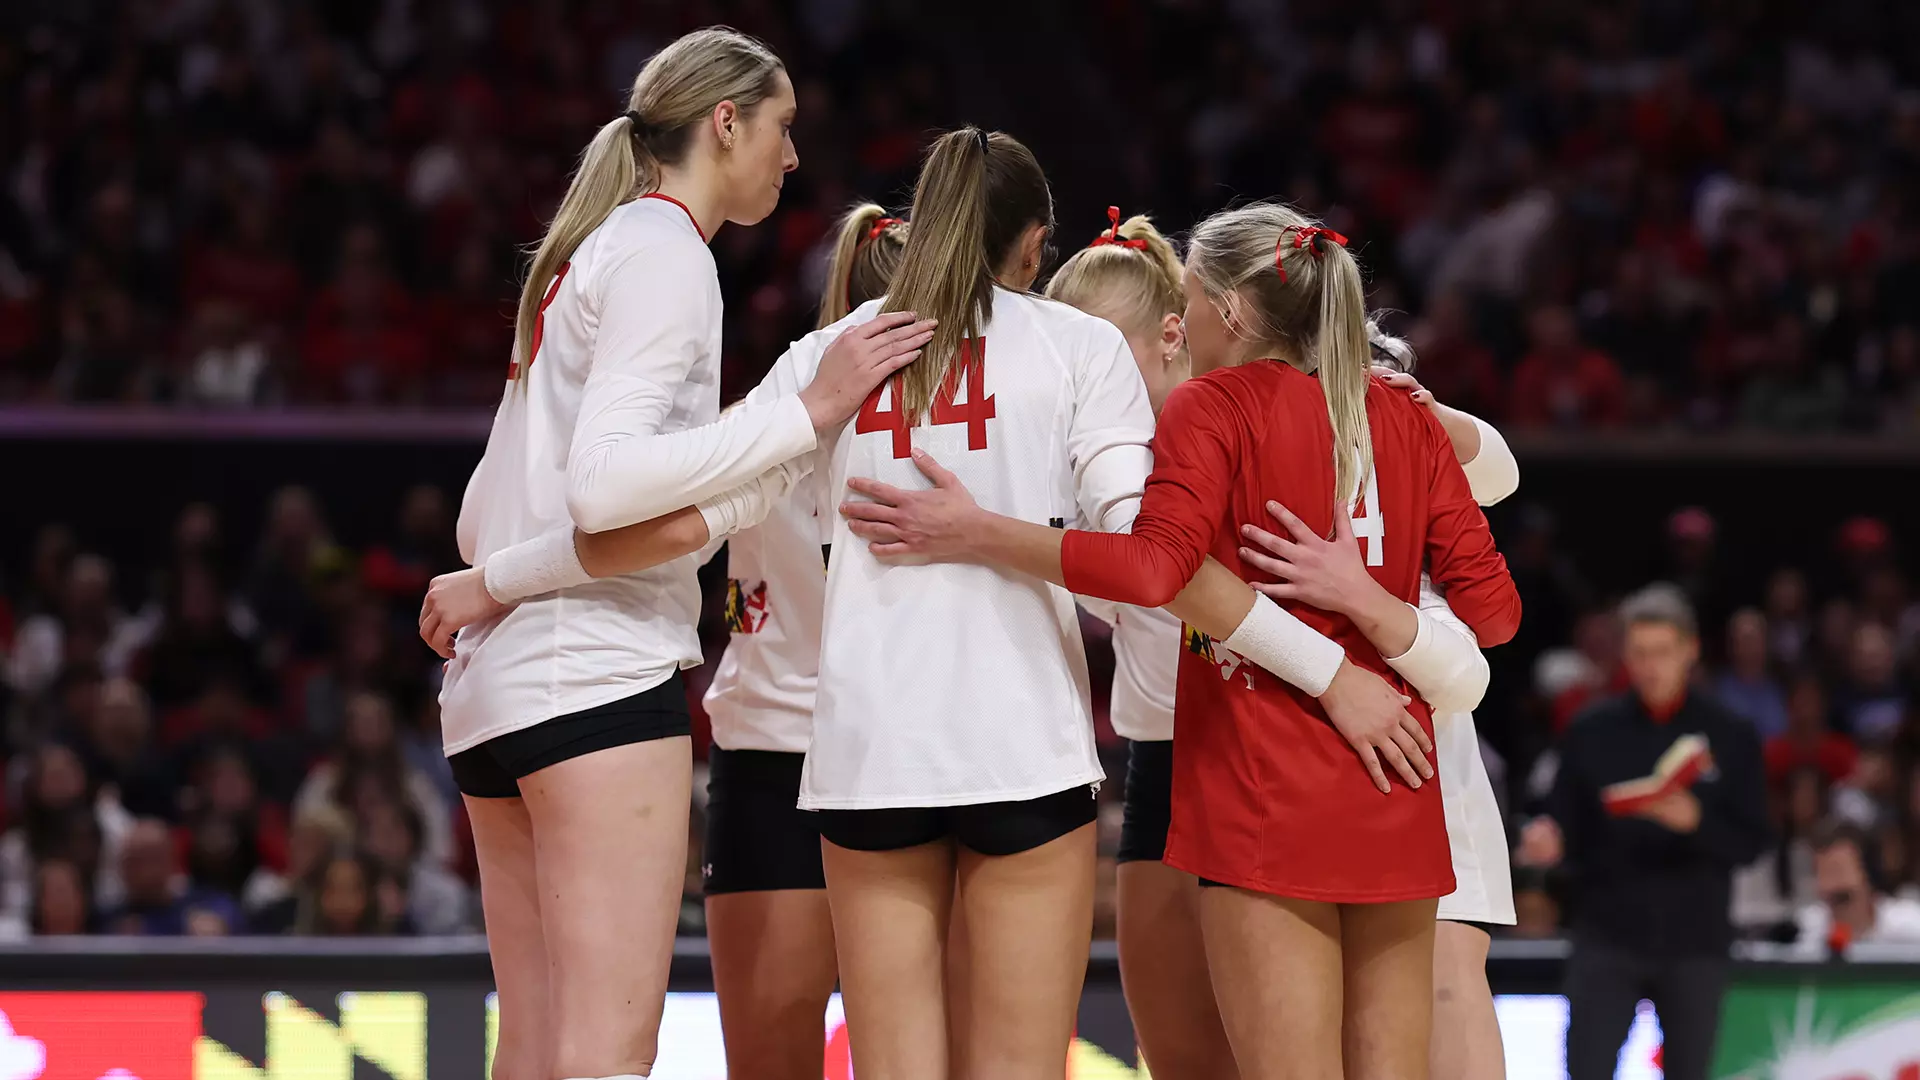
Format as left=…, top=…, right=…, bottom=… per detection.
left=818, top=203, right=909, bottom=328
left=511, top=27, right=784, bottom=381
left=1045, top=210, right=1184, bottom=340
left=1186, top=202, right=1373, bottom=505
left=881, top=127, right=1053, bottom=421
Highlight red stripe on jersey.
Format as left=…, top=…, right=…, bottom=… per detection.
left=640, top=192, right=707, bottom=242
left=507, top=261, right=571, bottom=381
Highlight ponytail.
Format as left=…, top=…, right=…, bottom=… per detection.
left=1046, top=208, right=1184, bottom=340
left=1187, top=202, right=1375, bottom=506
left=1317, top=245, right=1374, bottom=507
left=883, top=126, right=1052, bottom=421
left=818, top=203, right=908, bottom=329
left=510, top=27, right=783, bottom=382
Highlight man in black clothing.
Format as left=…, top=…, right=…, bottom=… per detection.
left=1517, top=584, right=1770, bottom=1080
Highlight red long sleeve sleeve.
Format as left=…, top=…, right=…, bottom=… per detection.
left=1061, top=378, right=1240, bottom=608
left=1418, top=409, right=1522, bottom=645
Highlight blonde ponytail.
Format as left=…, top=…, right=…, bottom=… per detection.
left=818, top=203, right=909, bottom=329
left=882, top=127, right=1052, bottom=421
left=1045, top=208, right=1184, bottom=340
left=511, top=27, right=783, bottom=381
left=1187, top=202, right=1375, bottom=505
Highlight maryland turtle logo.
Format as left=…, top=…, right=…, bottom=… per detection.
left=724, top=579, right=770, bottom=634
left=1184, top=623, right=1253, bottom=689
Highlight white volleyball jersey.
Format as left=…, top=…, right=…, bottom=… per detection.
left=701, top=328, right=838, bottom=756
left=784, top=290, right=1155, bottom=808
left=440, top=194, right=817, bottom=755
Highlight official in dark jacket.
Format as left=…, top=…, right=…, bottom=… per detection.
left=1517, top=584, right=1771, bottom=1080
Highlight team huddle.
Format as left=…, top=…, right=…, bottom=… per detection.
left=416, top=25, right=1523, bottom=1080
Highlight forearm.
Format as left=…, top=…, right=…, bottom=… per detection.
left=574, top=508, right=710, bottom=577
left=1168, top=558, right=1346, bottom=696
left=1344, top=588, right=1420, bottom=659
left=1433, top=402, right=1482, bottom=464
left=974, top=512, right=1069, bottom=586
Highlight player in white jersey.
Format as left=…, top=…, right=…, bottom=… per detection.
left=1238, top=327, right=1521, bottom=1080
left=425, top=30, right=934, bottom=1080
left=696, top=205, right=908, bottom=1080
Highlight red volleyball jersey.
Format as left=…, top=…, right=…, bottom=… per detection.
left=1062, top=361, right=1521, bottom=900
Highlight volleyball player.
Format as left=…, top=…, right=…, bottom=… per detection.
left=435, top=30, right=934, bottom=1080
left=839, top=202, right=1521, bottom=1080
left=1238, top=338, right=1521, bottom=1080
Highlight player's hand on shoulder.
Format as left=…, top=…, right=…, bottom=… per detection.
left=799, top=311, right=937, bottom=430
left=1372, top=366, right=1437, bottom=410
left=419, top=566, right=508, bottom=659
left=1317, top=659, right=1434, bottom=795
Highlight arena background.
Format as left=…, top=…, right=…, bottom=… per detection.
left=5, top=0, right=1920, bottom=1077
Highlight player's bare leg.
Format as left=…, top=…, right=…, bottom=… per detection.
left=950, top=823, right=1097, bottom=1080
left=1116, top=860, right=1237, bottom=1080
left=707, top=889, right=838, bottom=1080
left=467, top=795, right=550, bottom=1080
left=1431, top=920, right=1503, bottom=1080
left=1342, top=898, right=1440, bottom=1080
left=1201, top=887, right=1345, bottom=1080
left=519, top=738, right=692, bottom=1078
left=822, top=838, right=957, bottom=1080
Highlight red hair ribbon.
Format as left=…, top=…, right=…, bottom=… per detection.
left=1274, top=224, right=1349, bottom=281
left=1090, top=205, right=1148, bottom=250
left=864, top=216, right=902, bottom=243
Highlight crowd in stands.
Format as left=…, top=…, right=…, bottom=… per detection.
left=1, top=1, right=1920, bottom=431
left=3, top=483, right=1920, bottom=944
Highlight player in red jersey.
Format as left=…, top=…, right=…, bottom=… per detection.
left=839, top=202, right=1520, bottom=1080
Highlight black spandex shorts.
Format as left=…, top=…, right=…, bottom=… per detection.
left=815, top=783, right=1099, bottom=857
left=449, top=674, right=691, bottom=799
left=1117, top=739, right=1173, bottom=864
left=703, top=748, right=825, bottom=895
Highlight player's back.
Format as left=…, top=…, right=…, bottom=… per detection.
left=804, top=288, right=1156, bottom=809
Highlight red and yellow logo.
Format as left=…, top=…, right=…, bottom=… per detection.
left=724, top=579, right=770, bottom=634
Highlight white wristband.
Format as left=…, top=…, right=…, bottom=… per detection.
left=698, top=462, right=804, bottom=540
left=1383, top=604, right=1490, bottom=716
left=1222, top=592, right=1347, bottom=697
left=482, top=528, right=591, bottom=604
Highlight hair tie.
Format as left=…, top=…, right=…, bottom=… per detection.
left=1274, top=224, right=1349, bottom=282
left=623, top=110, right=655, bottom=139
left=1090, top=205, right=1149, bottom=251
left=864, top=216, right=902, bottom=243
left=973, top=128, right=990, bottom=155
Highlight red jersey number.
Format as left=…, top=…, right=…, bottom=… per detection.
left=856, top=337, right=996, bottom=459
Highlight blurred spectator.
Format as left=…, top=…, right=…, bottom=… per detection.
left=132, top=561, right=260, bottom=710
left=1731, top=766, right=1824, bottom=939
left=1793, top=821, right=1920, bottom=955
left=246, top=804, right=355, bottom=933
left=1763, top=568, right=1814, bottom=670
left=247, top=486, right=338, bottom=661
left=72, top=678, right=174, bottom=821
left=1764, top=676, right=1858, bottom=787
left=1715, top=609, right=1788, bottom=738
left=1737, top=315, right=1847, bottom=433
left=28, top=860, right=92, bottom=937
left=294, top=690, right=451, bottom=865
left=1508, top=306, right=1628, bottom=430
left=98, top=818, right=242, bottom=936
left=1836, top=623, right=1905, bottom=744
left=1519, top=585, right=1769, bottom=1080
left=360, top=797, right=470, bottom=934
left=360, top=485, right=460, bottom=607
left=8, top=555, right=147, bottom=697
left=0, top=742, right=132, bottom=924
left=296, top=853, right=404, bottom=936
left=178, top=299, right=274, bottom=407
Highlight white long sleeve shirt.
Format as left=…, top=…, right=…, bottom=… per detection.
left=438, top=194, right=817, bottom=755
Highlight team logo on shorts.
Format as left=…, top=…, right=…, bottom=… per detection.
left=1182, top=623, right=1217, bottom=663
left=724, top=579, right=770, bottom=634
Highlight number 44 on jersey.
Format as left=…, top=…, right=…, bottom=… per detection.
left=857, top=337, right=996, bottom=458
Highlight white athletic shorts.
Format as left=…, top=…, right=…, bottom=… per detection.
left=1434, top=710, right=1516, bottom=926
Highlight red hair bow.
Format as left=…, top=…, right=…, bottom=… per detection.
left=1275, top=224, right=1349, bottom=282
left=864, top=216, right=902, bottom=243
left=1091, top=206, right=1148, bottom=250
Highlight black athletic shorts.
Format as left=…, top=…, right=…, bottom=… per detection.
left=702, top=748, right=825, bottom=895
left=1117, top=739, right=1173, bottom=864
left=449, top=674, right=691, bottom=799
left=814, top=783, right=1099, bottom=857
